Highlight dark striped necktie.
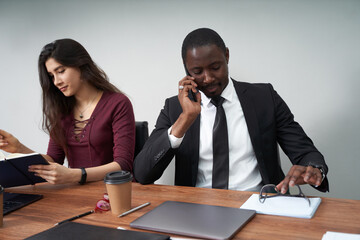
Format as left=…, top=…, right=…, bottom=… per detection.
left=211, top=96, right=229, bottom=189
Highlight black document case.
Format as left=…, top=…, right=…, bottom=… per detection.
left=131, top=201, right=256, bottom=240
left=25, top=222, right=170, bottom=240
left=0, top=153, right=49, bottom=188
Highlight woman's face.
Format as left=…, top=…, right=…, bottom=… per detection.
left=45, top=58, right=82, bottom=97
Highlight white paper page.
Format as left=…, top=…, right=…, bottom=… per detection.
left=322, top=231, right=360, bottom=240
left=240, top=194, right=321, bottom=219
left=6, top=152, right=39, bottom=159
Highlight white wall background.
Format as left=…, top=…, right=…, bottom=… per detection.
left=0, top=0, right=359, bottom=200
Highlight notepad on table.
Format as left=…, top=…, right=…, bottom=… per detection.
left=240, top=194, right=321, bottom=219
left=322, top=231, right=360, bottom=240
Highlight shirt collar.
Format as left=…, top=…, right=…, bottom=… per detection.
left=200, top=77, right=234, bottom=107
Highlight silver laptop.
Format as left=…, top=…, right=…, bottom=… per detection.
left=130, top=201, right=256, bottom=240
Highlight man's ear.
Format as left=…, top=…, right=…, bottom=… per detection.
left=182, top=60, right=190, bottom=76
left=225, top=47, right=229, bottom=64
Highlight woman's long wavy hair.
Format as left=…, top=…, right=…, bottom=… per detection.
left=38, top=39, right=120, bottom=153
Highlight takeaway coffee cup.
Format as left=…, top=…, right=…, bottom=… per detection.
left=104, top=171, right=132, bottom=215
left=0, top=185, right=3, bottom=227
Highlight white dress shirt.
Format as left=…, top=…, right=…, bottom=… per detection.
left=169, top=79, right=262, bottom=191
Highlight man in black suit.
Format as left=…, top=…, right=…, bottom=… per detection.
left=134, top=28, right=329, bottom=194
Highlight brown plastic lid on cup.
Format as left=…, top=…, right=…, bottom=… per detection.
left=104, top=171, right=133, bottom=184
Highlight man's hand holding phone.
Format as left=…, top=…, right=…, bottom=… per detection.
left=178, top=75, right=201, bottom=103
left=170, top=76, right=201, bottom=138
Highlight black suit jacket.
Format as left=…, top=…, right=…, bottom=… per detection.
left=134, top=80, right=329, bottom=192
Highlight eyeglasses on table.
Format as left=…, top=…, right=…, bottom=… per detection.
left=95, top=193, right=111, bottom=212
left=259, top=184, right=311, bottom=206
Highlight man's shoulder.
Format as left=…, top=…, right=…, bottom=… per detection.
left=232, top=79, right=273, bottom=89
left=231, top=79, right=275, bottom=94
left=165, top=95, right=180, bottom=105
left=160, top=95, right=182, bottom=117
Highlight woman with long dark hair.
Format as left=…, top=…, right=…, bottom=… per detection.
left=0, top=39, right=135, bottom=184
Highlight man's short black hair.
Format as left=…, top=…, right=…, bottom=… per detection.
left=181, top=28, right=227, bottom=63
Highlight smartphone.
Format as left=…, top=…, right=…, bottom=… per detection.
left=185, top=67, right=198, bottom=102
left=188, top=88, right=198, bottom=102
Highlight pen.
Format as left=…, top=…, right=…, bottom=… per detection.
left=118, top=202, right=150, bottom=217
left=54, top=210, right=94, bottom=226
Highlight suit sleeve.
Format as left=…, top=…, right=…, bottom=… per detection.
left=271, top=84, right=329, bottom=192
left=133, top=98, right=176, bottom=184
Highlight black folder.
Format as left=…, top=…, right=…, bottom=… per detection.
left=25, top=222, right=170, bottom=240
left=0, top=153, right=49, bottom=188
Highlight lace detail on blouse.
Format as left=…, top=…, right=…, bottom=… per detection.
left=73, top=118, right=90, bottom=142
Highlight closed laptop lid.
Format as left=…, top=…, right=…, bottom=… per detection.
left=3, top=192, right=43, bottom=215
left=130, top=201, right=256, bottom=240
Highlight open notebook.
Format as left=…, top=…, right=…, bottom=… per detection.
left=0, top=153, right=49, bottom=188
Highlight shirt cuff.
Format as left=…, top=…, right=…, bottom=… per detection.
left=168, top=126, right=184, bottom=149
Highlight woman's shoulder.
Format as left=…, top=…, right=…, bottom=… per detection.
left=102, top=91, right=130, bottom=103
left=100, top=91, right=133, bottom=110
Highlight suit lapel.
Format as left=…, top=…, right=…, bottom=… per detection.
left=188, top=115, right=200, bottom=186
left=232, top=80, right=267, bottom=181
left=233, top=80, right=260, bottom=144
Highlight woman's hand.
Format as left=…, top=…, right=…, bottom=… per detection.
left=28, top=162, right=81, bottom=184
left=0, top=129, right=33, bottom=153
